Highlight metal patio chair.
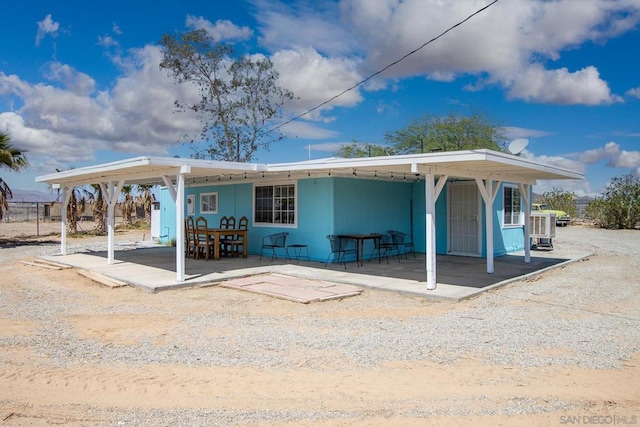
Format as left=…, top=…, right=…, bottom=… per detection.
left=260, top=232, right=289, bottom=261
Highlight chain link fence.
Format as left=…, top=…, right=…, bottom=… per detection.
left=0, top=202, right=60, bottom=237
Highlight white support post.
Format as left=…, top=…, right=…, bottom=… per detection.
left=60, top=186, right=71, bottom=255
left=103, top=180, right=124, bottom=265
left=519, top=183, right=532, bottom=263
left=425, top=172, right=437, bottom=290
left=475, top=178, right=499, bottom=274
left=175, top=168, right=188, bottom=282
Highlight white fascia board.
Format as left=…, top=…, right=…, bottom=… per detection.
left=35, top=156, right=266, bottom=185
left=267, top=149, right=582, bottom=180
left=480, top=150, right=584, bottom=180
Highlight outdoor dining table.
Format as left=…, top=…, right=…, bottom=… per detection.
left=206, top=228, right=248, bottom=259
left=337, top=233, right=382, bottom=267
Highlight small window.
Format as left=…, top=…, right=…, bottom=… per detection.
left=200, top=192, right=218, bottom=214
left=254, top=183, right=296, bottom=226
left=503, top=186, right=522, bottom=226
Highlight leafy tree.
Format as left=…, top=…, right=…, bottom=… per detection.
left=535, top=188, right=577, bottom=217
left=160, top=29, right=294, bottom=162
left=0, top=132, right=28, bottom=220
left=586, top=174, right=640, bottom=229
left=333, top=112, right=504, bottom=158
left=384, top=112, right=504, bottom=154
left=333, top=140, right=395, bottom=158
left=120, top=185, right=136, bottom=225
left=136, top=184, right=156, bottom=224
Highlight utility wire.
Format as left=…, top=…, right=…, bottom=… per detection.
left=269, top=0, right=500, bottom=133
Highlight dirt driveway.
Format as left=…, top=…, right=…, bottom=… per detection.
left=0, top=223, right=638, bottom=426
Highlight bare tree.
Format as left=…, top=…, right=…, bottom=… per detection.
left=160, top=29, right=294, bottom=162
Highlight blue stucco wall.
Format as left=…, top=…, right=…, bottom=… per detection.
left=159, top=177, right=526, bottom=262
left=492, top=183, right=526, bottom=256
left=410, top=181, right=449, bottom=255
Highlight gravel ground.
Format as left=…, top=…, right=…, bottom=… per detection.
left=1, top=225, right=639, bottom=425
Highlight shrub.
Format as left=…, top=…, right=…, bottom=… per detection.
left=586, top=174, right=640, bottom=229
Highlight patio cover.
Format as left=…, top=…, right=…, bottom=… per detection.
left=36, top=149, right=583, bottom=290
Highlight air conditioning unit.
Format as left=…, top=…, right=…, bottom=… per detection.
left=530, top=212, right=556, bottom=249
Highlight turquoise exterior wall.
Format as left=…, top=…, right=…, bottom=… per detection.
left=492, top=183, right=527, bottom=256
left=159, top=177, right=526, bottom=261
left=410, top=181, right=449, bottom=255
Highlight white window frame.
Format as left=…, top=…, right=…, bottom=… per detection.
left=199, top=192, right=218, bottom=214
left=503, top=185, right=522, bottom=227
left=253, top=181, right=297, bottom=228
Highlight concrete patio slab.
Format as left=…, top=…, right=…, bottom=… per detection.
left=220, top=273, right=363, bottom=303
left=38, top=244, right=591, bottom=301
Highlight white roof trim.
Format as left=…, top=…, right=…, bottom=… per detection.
left=36, top=150, right=583, bottom=187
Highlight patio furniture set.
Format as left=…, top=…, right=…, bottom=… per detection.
left=326, top=230, right=415, bottom=269
left=185, top=218, right=414, bottom=269
left=185, top=215, right=248, bottom=261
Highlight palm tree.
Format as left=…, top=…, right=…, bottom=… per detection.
left=136, top=184, right=156, bottom=224
left=86, top=184, right=107, bottom=234
left=120, top=185, right=136, bottom=225
left=0, top=133, right=29, bottom=220
left=52, top=167, right=86, bottom=235
left=62, top=186, right=86, bottom=235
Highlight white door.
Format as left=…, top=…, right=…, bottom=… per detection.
left=448, top=182, right=481, bottom=256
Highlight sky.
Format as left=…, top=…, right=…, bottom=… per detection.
left=1, top=0, right=639, bottom=199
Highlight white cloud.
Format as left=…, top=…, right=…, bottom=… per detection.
left=271, top=46, right=363, bottom=119
left=577, top=141, right=621, bottom=163
left=97, top=35, right=118, bottom=49
left=527, top=141, right=640, bottom=196
left=574, top=141, right=640, bottom=175
left=278, top=120, right=340, bottom=140
left=185, top=15, right=253, bottom=42
left=503, top=127, right=553, bottom=140
left=505, top=65, right=623, bottom=105
left=626, top=87, right=640, bottom=98
left=0, top=46, right=202, bottom=172
left=112, top=22, right=122, bottom=36
left=35, top=14, right=60, bottom=47
left=43, top=62, right=96, bottom=96
left=256, top=0, right=353, bottom=56
left=522, top=150, right=592, bottom=196
left=254, top=0, right=640, bottom=105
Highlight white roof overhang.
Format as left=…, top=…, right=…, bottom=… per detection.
left=36, top=156, right=265, bottom=188
left=268, top=149, right=583, bottom=185
left=36, top=149, right=582, bottom=188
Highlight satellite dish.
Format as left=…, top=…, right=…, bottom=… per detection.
left=508, top=138, right=529, bottom=155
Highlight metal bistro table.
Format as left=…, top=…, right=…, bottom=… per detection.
left=337, top=233, right=382, bottom=267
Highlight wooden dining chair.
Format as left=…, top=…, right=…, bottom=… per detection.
left=227, top=216, right=248, bottom=257
left=194, top=216, right=213, bottom=260
left=218, top=216, right=231, bottom=256
left=184, top=216, right=196, bottom=259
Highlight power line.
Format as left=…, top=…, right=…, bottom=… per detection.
left=269, top=0, right=500, bottom=133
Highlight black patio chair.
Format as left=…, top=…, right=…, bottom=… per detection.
left=368, top=233, right=396, bottom=263
left=325, top=235, right=357, bottom=269
left=389, top=230, right=415, bottom=258
left=260, top=232, right=289, bottom=261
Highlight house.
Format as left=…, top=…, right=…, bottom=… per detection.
left=36, top=149, right=583, bottom=290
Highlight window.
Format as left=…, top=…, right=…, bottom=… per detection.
left=503, top=186, right=522, bottom=226
left=200, top=192, right=218, bottom=214
left=254, top=183, right=296, bottom=226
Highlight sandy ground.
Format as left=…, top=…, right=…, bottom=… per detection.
left=0, top=221, right=638, bottom=426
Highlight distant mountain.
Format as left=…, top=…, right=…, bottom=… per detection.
left=8, top=189, right=58, bottom=203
